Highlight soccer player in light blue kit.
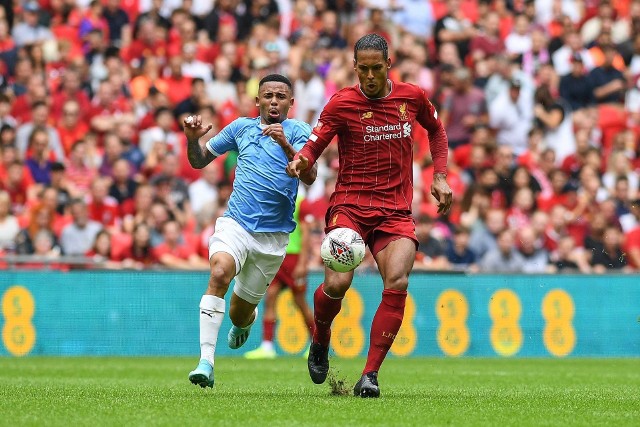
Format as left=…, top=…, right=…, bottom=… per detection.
left=184, top=74, right=317, bottom=387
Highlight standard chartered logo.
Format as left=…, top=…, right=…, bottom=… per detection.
left=403, top=122, right=412, bottom=137
left=364, top=123, right=411, bottom=141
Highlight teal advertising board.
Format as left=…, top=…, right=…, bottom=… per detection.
left=1, top=271, right=638, bottom=357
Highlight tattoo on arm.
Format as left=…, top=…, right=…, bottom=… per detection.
left=187, top=137, right=216, bottom=169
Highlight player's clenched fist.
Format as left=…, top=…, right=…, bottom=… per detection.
left=262, top=123, right=287, bottom=147
left=183, top=115, right=213, bottom=141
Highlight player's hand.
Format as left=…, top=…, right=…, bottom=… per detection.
left=431, top=173, right=453, bottom=214
left=183, top=115, right=213, bottom=141
left=286, top=155, right=309, bottom=178
left=262, top=123, right=287, bottom=147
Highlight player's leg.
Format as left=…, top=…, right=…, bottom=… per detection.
left=190, top=217, right=247, bottom=388
left=244, top=280, right=280, bottom=359
left=354, top=236, right=415, bottom=398
left=189, top=251, right=238, bottom=388
left=228, top=231, right=288, bottom=350
left=291, top=286, right=313, bottom=338
left=307, top=267, right=353, bottom=384
left=227, top=292, right=259, bottom=349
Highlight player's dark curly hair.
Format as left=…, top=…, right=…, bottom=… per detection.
left=354, top=34, right=388, bottom=61
left=259, top=74, right=293, bottom=92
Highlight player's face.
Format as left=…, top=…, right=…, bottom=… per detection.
left=354, top=49, right=391, bottom=98
left=256, top=82, right=294, bottom=124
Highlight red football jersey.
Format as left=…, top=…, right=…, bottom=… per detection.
left=298, top=81, right=448, bottom=211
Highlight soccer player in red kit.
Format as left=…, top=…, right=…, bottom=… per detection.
left=287, top=34, right=453, bottom=398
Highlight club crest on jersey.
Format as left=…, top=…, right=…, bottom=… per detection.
left=361, top=111, right=373, bottom=119
left=398, top=103, right=409, bottom=121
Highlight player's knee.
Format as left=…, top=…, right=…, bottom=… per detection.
left=323, top=279, right=351, bottom=298
left=384, top=275, right=409, bottom=291
left=208, top=262, right=234, bottom=291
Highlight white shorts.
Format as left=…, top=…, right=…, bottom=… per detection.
left=208, top=216, right=288, bottom=305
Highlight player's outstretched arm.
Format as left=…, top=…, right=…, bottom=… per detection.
left=184, top=115, right=216, bottom=169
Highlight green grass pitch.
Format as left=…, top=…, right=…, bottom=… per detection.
left=1, top=357, right=638, bottom=426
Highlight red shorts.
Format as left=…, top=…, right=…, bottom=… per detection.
left=325, top=205, right=418, bottom=257
left=272, top=254, right=306, bottom=293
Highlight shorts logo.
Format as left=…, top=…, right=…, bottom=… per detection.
left=361, top=111, right=373, bottom=119
left=398, top=103, right=409, bottom=121
left=331, top=214, right=339, bottom=226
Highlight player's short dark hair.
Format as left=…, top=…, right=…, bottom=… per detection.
left=259, top=74, right=292, bottom=92
left=354, top=34, right=388, bottom=61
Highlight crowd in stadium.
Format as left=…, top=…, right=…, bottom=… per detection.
left=0, top=0, right=638, bottom=273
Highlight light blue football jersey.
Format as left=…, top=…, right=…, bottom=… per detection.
left=206, top=117, right=311, bottom=233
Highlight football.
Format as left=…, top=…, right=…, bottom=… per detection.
left=320, top=228, right=366, bottom=273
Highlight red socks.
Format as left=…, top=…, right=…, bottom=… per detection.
left=263, top=319, right=276, bottom=342
left=363, top=289, right=407, bottom=374
left=312, top=283, right=342, bottom=346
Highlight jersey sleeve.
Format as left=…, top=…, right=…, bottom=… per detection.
left=416, top=88, right=449, bottom=175
left=206, top=119, right=239, bottom=156
left=297, top=94, right=341, bottom=167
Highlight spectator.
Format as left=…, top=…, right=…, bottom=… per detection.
left=121, top=222, right=155, bottom=269
left=469, top=207, right=506, bottom=259
left=24, top=127, right=56, bottom=186
left=434, top=0, right=475, bottom=62
left=590, top=225, right=628, bottom=273
left=16, top=101, right=64, bottom=162
left=60, top=198, right=102, bottom=255
left=88, top=177, right=120, bottom=228
left=589, top=44, right=626, bottom=105
left=139, top=107, right=182, bottom=156
left=11, top=1, right=54, bottom=47
left=188, top=161, right=219, bottom=217
left=109, top=158, right=138, bottom=205
left=517, top=225, right=550, bottom=273
left=534, top=85, right=575, bottom=163
left=469, top=11, right=504, bottom=63
left=549, top=235, right=591, bottom=273
left=505, top=14, right=532, bottom=56
left=293, top=60, right=325, bottom=125
left=479, top=228, right=525, bottom=273
left=414, top=215, right=450, bottom=270
left=56, top=100, right=90, bottom=156
left=0, top=190, right=19, bottom=251
left=552, top=30, right=595, bottom=77
left=86, top=229, right=123, bottom=268
left=206, top=56, right=239, bottom=110
left=489, top=78, right=533, bottom=155
left=65, top=140, right=98, bottom=194
left=151, top=219, right=207, bottom=269
left=103, top=0, right=131, bottom=47
left=15, top=204, right=59, bottom=255
left=440, top=67, right=488, bottom=148
left=393, top=0, right=435, bottom=41
left=559, top=53, right=593, bottom=111
left=445, top=225, right=477, bottom=272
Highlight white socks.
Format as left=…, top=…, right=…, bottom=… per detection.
left=199, top=295, right=225, bottom=366
left=261, top=340, right=274, bottom=352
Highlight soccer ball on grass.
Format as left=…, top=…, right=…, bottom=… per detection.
left=320, top=228, right=365, bottom=273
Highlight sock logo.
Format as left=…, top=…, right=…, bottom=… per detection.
left=201, top=311, right=213, bottom=318
left=382, top=331, right=397, bottom=340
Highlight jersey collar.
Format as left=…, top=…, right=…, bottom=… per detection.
left=358, top=79, right=393, bottom=100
